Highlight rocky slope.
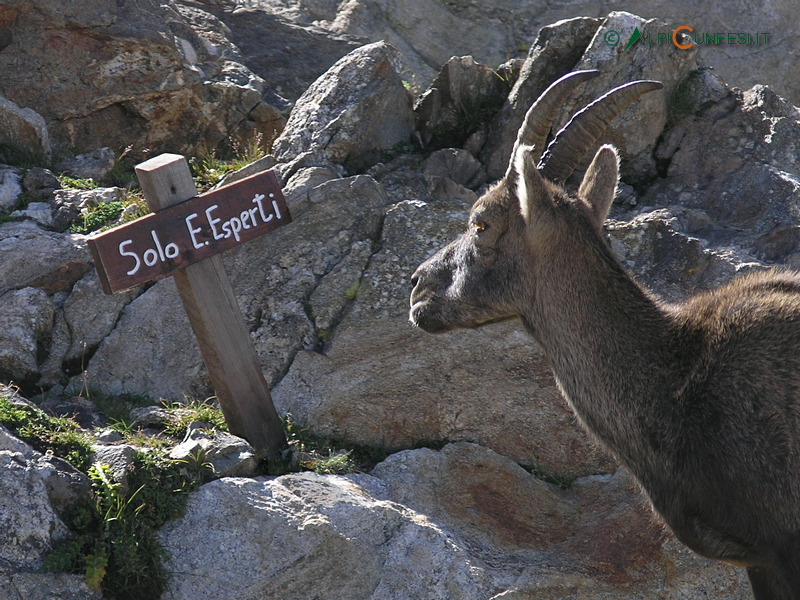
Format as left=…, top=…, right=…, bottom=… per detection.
left=1, top=4, right=798, bottom=599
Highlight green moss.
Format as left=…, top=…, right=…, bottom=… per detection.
left=58, top=175, right=98, bottom=190
left=70, top=202, right=126, bottom=234
left=0, top=395, right=93, bottom=470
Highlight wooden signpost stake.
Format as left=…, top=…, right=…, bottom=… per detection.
left=88, top=153, right=289, bottom=458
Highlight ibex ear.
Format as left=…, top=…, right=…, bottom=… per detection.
left=578, top=144, right=619, bottom=228
left=511, top=144, right=550, bottom=227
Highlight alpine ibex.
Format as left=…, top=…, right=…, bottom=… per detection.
left=409, top=70, right=800, bottom=599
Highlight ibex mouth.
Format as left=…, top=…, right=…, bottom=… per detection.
left=409, top=300, right=453, bottom=333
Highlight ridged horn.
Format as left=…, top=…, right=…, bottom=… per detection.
left=506, top=70, right=600, bottom=178
left=538, top=79, right=663, bottom=183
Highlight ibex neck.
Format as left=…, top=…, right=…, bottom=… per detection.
left=523, top=238, right=679, bottom=467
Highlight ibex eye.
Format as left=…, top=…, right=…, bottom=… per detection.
left=471, top=221, right=488, bottom=233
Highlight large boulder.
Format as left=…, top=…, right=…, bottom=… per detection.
left=160, top=443, right=750, bottom=599
left=77, top=171, right=393, bottom=398
left=0, top=223, right=90, bottom=297
left=0, top=0, right=279, bottom=160
left=0, top=288, right=55, bottom=386
left=0, top=94, right=50, bottom=161
left=0, top=418, right=97, bottom=600
left=271, top=41, right=415, bottom=174
left=159, top=470, right=494, bottom=600
left=482, top=12, right=695, bottom=182
left=313, top=0, right=800, bottom=106
left=210, top=5, right=363, bottom=103
left=75, top=278, right=207, bottom=400
left=273, top=189, right=614, bottom=477
left=0, top=450, right=69, bottom=571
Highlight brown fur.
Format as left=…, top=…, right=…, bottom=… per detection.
left=410, top=144, right=800, bottom=599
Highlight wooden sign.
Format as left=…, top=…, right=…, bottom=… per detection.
left=87, top=154, right=289, bottom=457
left=88, top=170, right=291, bottom=294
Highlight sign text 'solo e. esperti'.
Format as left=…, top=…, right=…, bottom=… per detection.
left=88, top=171, right=291, bottom=294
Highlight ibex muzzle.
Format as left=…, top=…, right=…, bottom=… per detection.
left=410, top=71, right=800, bottom=599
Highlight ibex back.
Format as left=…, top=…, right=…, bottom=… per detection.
left=409, top=70, right=800, bottom=600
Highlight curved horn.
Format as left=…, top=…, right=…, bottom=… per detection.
left=538, top=80, right=664, bottom=183
left=506, top=70, right=600, bottom=178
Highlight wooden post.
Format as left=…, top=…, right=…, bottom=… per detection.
left=133, top=154, right=286, bottom=458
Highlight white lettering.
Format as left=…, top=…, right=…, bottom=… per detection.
left=143, top=248, right=159, bottom=267
left=119, top=239, right=140, bottom=276
left=272, top=199, right=282, bottom=220
left=186, top=213, right=203, bottom=249
left=151, top=230, right=166, bottom=262
left=206, top=204, right=223, bottom=240
left=229, top=216, right=242, bottom=241
left=240, top=210, right=251, bottom=229
left=165, top=241, right=179, bottom=259
left=253, top=194, right=270, bottom=222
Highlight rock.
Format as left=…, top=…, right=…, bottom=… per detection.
left=0, top=166, right=22, bottom=212
left=360, top=444, right=750, bottom=598
left=92, top=444, right=137, bottom=493
left=483, top=13, right=691, bottom=184
left=226, top=173, right=391, bottom=382
left=95, top=427, right=124, bottom=443
left=558, top=13, right=694, bottom=181
left=423, top=148, right=486, bottom=189
left=0, top=222, right=90, bottom=296
left=56, top=271, right=140, bottom=370
left=54, top=147, right=115, bottom=181
left=75, top=278, right=207, bottom=400
left=216, top=154, right=277, bottom=188
left=329, top=0, right=529, bottom=89
left=159, top=443, right=748, bottom=599
left=0, top=288, right=54, bottom=386
left=159, top=472, right=494, bottom=600
left=213, top=6, right=362, bottom=103
left=273, top=191, right=613, bottom=478
left=481, top=16, right=603, bottom=180
left=325, top=1, right=800, bottom=107
left=22, top=167, right=60, bottom=201
left=38, top=395, right=104, bottom=430
left=0, top=93, right=51, bottom=160
left=0, top=423, right=39, bottom=458
left=0, top=0, right=274, bottom=159
left=414, top=55, right=512, bottom=151
left=10, top=201, right=54, bottom=228
left=0, top=572, right=100, bottom=600
left=0, top=451, right=70, bottom=570
left=130, top=405, right=174, bottom=429
left=32, top=454, right=93, bottom=517
left=642, top=84, right=800, bottom=267
left=50, top=185, right=125, bottom=232
left=169, top=425, right=258, bottom=478
left=272, top=41, right=415, bottom=174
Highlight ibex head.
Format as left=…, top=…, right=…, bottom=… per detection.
left=409, top=71, right=663, bottom=333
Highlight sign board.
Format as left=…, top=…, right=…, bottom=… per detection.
left=88, top=170, right=291, bottom=294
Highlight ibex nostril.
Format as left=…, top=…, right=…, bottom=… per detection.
left=410, top=274, right=419, bottom=288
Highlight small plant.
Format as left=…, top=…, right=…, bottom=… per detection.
left=161, top=397, right=228, bottom=439
left=0, top=395, right=93, bottom=470
left=43, top=451, right=201, bottom=600
left=70, top=202, right=126, bottom=234
left=58, top=175, right=98, bottom=190
left=345, top=280, right=362, bottom=300
left=281, top=413, right=388, bottom=475
left=190, top=133, right=268, bottom=191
